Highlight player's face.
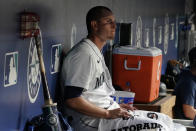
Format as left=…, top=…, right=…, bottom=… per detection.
left=96, top=14, right=116, bottom=41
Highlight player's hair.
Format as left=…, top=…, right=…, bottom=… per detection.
left=188, top=47, right=196, bottom=68
left=86, top=6, right=113, bottom=34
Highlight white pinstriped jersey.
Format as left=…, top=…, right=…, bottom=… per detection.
left=61, top=38, right=115, bottom=108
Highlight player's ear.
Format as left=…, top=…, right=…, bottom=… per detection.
left=91, top=20, right=98, bottom=32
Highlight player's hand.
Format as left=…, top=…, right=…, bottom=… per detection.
left=106, top=108, right=131, bottom=119
left=119, top=103, right=137, bottom=111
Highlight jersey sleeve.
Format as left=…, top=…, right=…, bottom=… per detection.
left=181, top=81, right=196, bottom=106
left=63, top=51, right=93, bottom=90
left=64, top=86, right=84, bottom=99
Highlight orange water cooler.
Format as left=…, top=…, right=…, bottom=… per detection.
left=112, top=46, right=162, bottom=103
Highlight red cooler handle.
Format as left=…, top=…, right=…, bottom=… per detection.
left=124, top=59, right=141, bottom=71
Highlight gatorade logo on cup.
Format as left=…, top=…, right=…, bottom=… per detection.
left=119, top=97, right=135, bottom=106
left=111, top=91, right=135, bottom=106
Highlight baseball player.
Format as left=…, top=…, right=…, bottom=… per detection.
left=60, top=6, right=175, bottom=131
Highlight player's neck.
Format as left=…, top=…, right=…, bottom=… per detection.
left=87, top=35, right=106, bottom=50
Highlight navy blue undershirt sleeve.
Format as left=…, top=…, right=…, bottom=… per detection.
left=64, top=86, right=83, bottom=100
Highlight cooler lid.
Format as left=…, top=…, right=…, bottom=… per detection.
left=113, top=46, right=162, bottom=56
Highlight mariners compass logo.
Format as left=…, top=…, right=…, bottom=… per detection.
left=27, top=37, right=42, bottom=103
